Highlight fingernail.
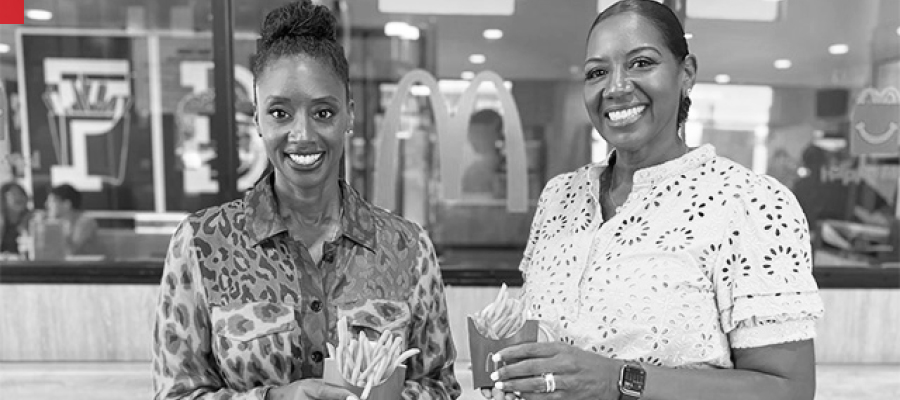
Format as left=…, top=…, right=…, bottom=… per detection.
left=490, top=371, right=499, bottom=381
left=492, top=353, right=502, bottom=362
left=494, top=381, right=504, bottom=390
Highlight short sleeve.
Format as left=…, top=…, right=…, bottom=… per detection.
left=714, top=176, right=825, bottom=349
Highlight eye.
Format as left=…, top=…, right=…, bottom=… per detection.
left=268, top=108, right=289, bottom=120
left=630, top=58, right=656, bottom=69
left=585, top=68, right=606, bottom=81
left=314, top=109, right=335, bottom=120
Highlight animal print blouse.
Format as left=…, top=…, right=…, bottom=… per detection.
left=152, top=175, right=460, bottom=400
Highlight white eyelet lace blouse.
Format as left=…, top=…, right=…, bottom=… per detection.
left=520, top=145, right=824, bottom=369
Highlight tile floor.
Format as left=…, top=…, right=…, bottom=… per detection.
left=0, top=362, right=897, bottom=400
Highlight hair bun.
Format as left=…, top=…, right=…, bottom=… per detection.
left=260, top=0, right=337, bottom=49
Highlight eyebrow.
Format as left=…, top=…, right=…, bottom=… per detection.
left=584, top=45, right=663, bottom=65
left=263, top=94, right=341, bottom=104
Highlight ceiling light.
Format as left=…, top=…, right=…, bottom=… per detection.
left=774, top=59, right=792, bottom=69
left=0, top=44, right=10, bottom=54
left=715, top=74, right=731, bottom=84
left=384, top=22, right=407, bottom=37
left=684, top=33, right=693, bottom=40
left=384, top=22, right=419, bottom=40
left=483, top=29, right=503, bottom=40
left=896, top=26, right=900, bottom=36
left=828, top=44, right=849, bottom=55
left=469, top=54, right=486, bottom=64
left=25, top=9, right=53, bottom=21
left=410, top=85, right=431, bottom=96
left=400, top=26, right=420, bottom=40
left=461, top=71, right=475, bottom=80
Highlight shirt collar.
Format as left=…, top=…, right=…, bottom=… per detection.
left=582, top=144, right=717, bottom=193
left=244, top=173, right=378, bottom=251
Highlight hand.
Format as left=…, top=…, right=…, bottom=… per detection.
left=266, top=379, right=358, bottom=400
left=490, top=342, right=622, bottom=400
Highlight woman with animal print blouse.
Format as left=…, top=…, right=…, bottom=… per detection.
left=151, top=2, right=460, bottom=400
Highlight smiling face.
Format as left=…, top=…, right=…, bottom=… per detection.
left=255, top=54, right=353, bottom=193
left=583, top=12, right=695, bottom=154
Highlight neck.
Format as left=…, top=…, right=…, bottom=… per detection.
left=274, top=177, right=342, bottom=226
left=611, top=137, right=688, bottom=188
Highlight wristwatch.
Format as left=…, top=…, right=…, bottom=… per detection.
left=618, top=361, right=646, bottom=400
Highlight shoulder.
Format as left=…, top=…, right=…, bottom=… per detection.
left=704, top=156, right=807, bottom=231
left=73, top=212, right=98, bottom=229
left=363, top=200, right=427, bottom=246
left=176, top=198, right=246, bottom=241
left=540, top=165, right=592, bottom=200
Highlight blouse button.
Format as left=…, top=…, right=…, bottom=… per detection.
left=311, top=350, right=324, bottom=363
left=310, top=299, right=323, bottom=313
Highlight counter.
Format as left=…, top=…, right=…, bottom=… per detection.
left=2, top=249, right=898, bottom=288
left=1, top=251, right=899, bottom=363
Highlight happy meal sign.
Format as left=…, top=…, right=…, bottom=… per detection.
left=850, top=87, right=900, bottom=156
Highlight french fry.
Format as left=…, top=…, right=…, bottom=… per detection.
left=471, top=283, right=529, bottom=340
left=360, top=374, right=376, bottom=399
left=394, top=349, right=421, bottom=367
left=330, top=315, right=420, bottom=395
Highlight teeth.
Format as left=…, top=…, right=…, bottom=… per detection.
left=608, top=106, right=646, bottom=122
left=288, top=153, right=322, bottom=166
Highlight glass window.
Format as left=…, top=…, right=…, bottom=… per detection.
left=1, top=0, right=897, bottom=267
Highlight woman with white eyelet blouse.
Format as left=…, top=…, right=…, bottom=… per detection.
left=481, top=2, right=823, bottom=400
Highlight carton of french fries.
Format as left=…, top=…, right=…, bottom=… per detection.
left=323, top=316, right=418, bottom=400
left=467, top=283, right=539, bottom=388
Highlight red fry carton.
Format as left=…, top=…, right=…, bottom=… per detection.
left=467, top=317, right=539, bottom=388
left=323, top=357, right=406, bottom=400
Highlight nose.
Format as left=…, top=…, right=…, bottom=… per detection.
left=604, top=68, right=634, bottom=98
left=286, top=116, right=312, bottom=141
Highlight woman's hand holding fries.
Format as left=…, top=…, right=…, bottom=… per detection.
left=330, top=316, right=420, bottom=400
left=472, top=284, right=527, bottom=340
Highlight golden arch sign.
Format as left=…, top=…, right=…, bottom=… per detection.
left=374, top=69, right=529, bottom=212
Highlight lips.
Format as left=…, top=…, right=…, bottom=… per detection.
left=605, top=105, right=647, bottom=127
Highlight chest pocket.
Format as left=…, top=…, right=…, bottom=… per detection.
left=211, top=302, right=298, bottom=389
left=336, top=299, right=411, bottom=345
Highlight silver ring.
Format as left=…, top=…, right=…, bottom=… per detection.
left=542, top=372, right=557, bottom=393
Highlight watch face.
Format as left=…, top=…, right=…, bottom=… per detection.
left=622, top=365, right=646, bottom=392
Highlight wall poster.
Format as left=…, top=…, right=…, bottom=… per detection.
left=17, top=29, right=267, bottom=213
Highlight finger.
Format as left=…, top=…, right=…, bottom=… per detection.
left=492, top=388, right=505, bottom=400
left=480, top=388, right=493, bottom=399
left=303, top=379, right=358, bottom=400
left=494, top=374, right=553, bottom=396
left=496, top=342, right=562, bottom=363
left=495, top=357, right=555, bottom=382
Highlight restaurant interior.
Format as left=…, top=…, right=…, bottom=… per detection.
left=0, top=0, right=898, bottom=399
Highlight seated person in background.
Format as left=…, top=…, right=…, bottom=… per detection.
left=46, top=184, right=99, bottom=255
left=792, top=145, right=849, bottom=233
left=0, top=182, right=32, bottom=255
left=462, top=108, right=506, bottom=197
